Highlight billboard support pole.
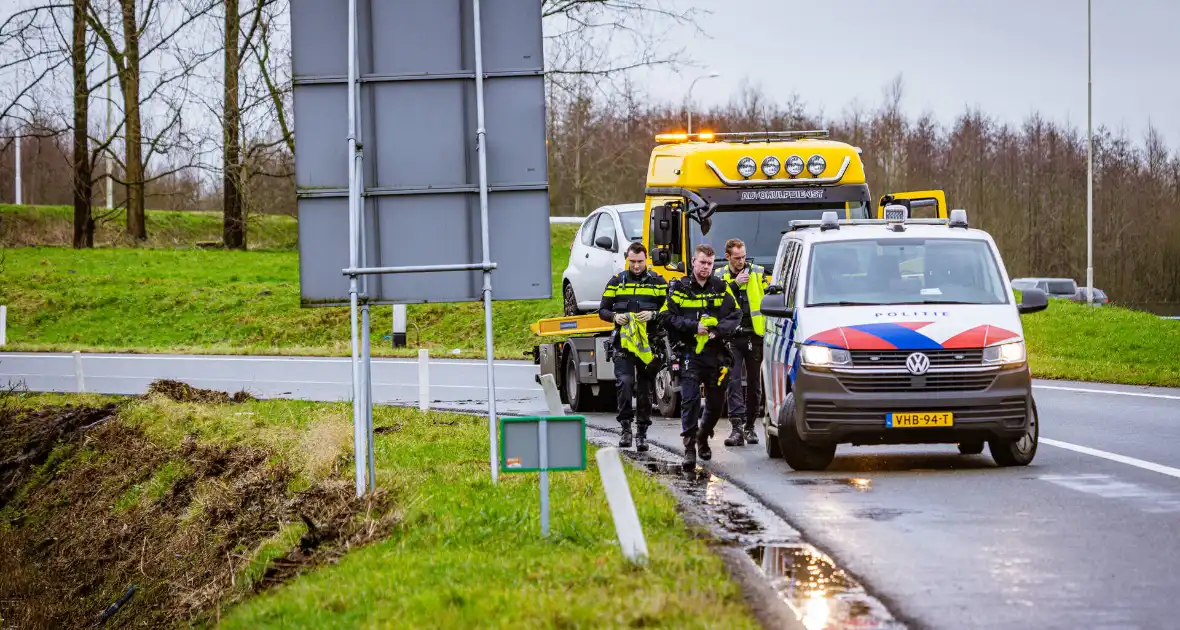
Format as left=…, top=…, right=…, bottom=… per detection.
left=472, top=0, right=499, bottom=486
left=346, top=0, right=367, bottom=498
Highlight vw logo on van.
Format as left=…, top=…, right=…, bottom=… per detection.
left=905, top=352, right=931, bottom=376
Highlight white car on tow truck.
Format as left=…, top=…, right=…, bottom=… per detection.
left=757, top=209, right=1049, bottom=471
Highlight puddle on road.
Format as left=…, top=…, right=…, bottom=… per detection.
left=749, top=544, right=906, bottom=630
left=586, top=428, right=907, bottom=630
left=788, top=478, right=874, bottom=492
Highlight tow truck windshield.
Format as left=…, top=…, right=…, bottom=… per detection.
left=805, top=238, right=1009, bottom=307
left=691, top=202, right=870, bottom=263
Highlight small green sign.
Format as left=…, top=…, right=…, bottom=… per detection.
left=499, top=416, right=586, bottom=473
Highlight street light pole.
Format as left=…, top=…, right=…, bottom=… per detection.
left=1086, top=0, right=1094, bottom=306
left=686, top=72, right=720, bottom=134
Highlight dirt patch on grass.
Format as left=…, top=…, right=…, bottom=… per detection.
left=0, top=394, right=396, bottom=629
left=146, top=379, right=255, bottom=404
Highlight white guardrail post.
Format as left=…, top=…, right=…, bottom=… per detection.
left=418, top=349, right=430, bottom=411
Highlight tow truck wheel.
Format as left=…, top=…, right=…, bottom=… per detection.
left=778, top=393, right=835, bottom=471
left=564, top=349, right=595, bottom=413
left=989, top=401, right=1039, bottom=467
left=654, top=366, right=680, bottom=418
left=562, top=283, right=578, bottom=316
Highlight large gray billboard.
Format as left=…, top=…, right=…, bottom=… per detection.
left=290, top=0, right=552, bottom=306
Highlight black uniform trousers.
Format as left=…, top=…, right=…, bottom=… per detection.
left=727, top=333, right=763, bottom=430
left=680, top=348, right=729, bottom=439
left=613, top=346, right=653, bottom=429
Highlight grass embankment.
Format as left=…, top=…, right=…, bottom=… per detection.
left=2, top=203, right=1177, bottom=387
left=0, top=203, right=299, bottom=250
left=0, top=389, right=758, bottom=629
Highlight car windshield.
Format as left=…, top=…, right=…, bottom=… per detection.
left=805, top=238, right=1009, bottom=306
left=618, top=210, right=644, bottom=242
left=690, top=203, right=869, bottom=264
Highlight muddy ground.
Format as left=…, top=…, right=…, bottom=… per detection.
left=0, top=382, right=397, bottom=629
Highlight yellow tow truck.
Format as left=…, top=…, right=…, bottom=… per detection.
left=529, top=129, right=951, bottom=415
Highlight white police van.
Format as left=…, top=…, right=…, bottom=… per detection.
left=757, top=208, right=1049, bottom=471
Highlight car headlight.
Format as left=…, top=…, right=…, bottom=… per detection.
left=800, top=344, right=851, bottom=367
left=784, top=155, right=805, bottom=176
left=983, top=340, right=1026, bottom=365
left=807, top=154, right=826, bottom=176
left=737, top=156, right=757, bottom=178
left=761, top=156, right=781, bottom=177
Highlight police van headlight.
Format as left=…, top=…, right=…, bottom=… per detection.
left=761, top=156, right=781, bottom=177
left=737, top=156, right=757, bottom=178
left=983, top=340, right=1026, bottom=365
left=807, top=154, right=826, bottom=176
left=784, top=155, right=805, bottom=177
left=800, top=344, right=851, bottom=367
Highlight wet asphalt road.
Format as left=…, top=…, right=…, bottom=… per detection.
left=3, top=352, right=1180, bottom=629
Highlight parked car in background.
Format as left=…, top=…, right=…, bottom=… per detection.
left=561, top=203, right=646, bottom=315
left=1011, top=277, right=1078, bottom=299
left=1070, top=286, right=1110, bottom=306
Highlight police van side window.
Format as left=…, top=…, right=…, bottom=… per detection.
left=785, top=242, right=803, bottom=309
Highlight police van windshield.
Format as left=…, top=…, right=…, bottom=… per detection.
left=805, top=238, right=1009, bottom=306
left=691, top=203, right=869, bottom=263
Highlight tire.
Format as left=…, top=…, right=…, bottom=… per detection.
left=564, top=349, right=597, bottom=413
left=764, top=390, right=782, bottom=459
left=957, top=440, right=985, bottom=455
left=778, top=392, right=835, bottom=471
left=654, top=366, right=680, bottom=419
left=989, top=401, right=1039, bottom=467
left=563, top=283, right=579, bottom=316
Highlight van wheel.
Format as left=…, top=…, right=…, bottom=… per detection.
left=764, top=391, right=782, bottom=459
left=563, top=283, right=578, bottom=316
left=778, top=393, right=836, bottom=471
left=957, top=440, right=985, bottom=455
left=565, top=350, right=596, bottom=413
left=989, top=402, right=1039, bottom=467
left=655, top=366, right=680, bottom=418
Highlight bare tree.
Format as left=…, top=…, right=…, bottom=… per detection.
left=71, top=0, right=94, bottom=246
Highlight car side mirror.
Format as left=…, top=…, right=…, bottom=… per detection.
left=699, top=216, right=712, bottom=236
left=669, top=261, right=685, bottom=273
left=595, top=235, right=615, bottom=251
left=653, top=248, right=671, bottom=266
left=764, top=283, right=783, bottom=295
left=759, top=292, right=794, bottom=319
left=1017, top=287, right=1048, bottom=315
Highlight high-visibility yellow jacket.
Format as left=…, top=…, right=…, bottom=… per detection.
left=715, top=263, right=771, bottom=336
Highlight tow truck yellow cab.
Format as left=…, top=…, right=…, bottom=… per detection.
left=642, top=130, right=950, bottom=281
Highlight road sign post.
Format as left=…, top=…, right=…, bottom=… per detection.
left=500, top=416, right=587, bottom=537
left=290, top=0, right=552, bottom=497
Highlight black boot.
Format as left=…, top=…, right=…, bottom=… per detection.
left=619, top=424, right=633, bottom=448
left=635, top=425, right=649, bottom=452
left=724, top=425, right=745, bottom=447
left=682, top=436, right=697, bottom=468
left=696, top=429, right=712, bottom=461
left=743, top=421, right=759, bottom=445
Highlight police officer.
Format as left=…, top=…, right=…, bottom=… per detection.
left=598, top=241, right=668, bottom=452
left=715, top=238, right=771, bottom=447
left=658, top=244, right=741, bottom=467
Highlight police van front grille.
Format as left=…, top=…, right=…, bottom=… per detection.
left=850, top=349, right=984, bottom=368
left=836, top=372, right=996, bottom=393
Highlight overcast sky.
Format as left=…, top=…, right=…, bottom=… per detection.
left=626, top=0, right=1178, bottom=146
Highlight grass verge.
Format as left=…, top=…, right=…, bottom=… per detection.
left=0, top=389, right=759, bottom=629
left=0, top=203, right=298, bottom=249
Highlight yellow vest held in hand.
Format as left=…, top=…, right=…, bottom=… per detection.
left=619, top=313, right=653, bottom=364
left=695, top=316, right=718, bottom=354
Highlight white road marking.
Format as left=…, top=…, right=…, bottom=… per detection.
left=1034, top=384, right=1180, bottom=401
left=1042, top=438, right=1180, bottom=480
left=1039, top=473, right=1180, bottom=513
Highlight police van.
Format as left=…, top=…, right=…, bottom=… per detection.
left=757, top=208, right=1050, bottom=471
